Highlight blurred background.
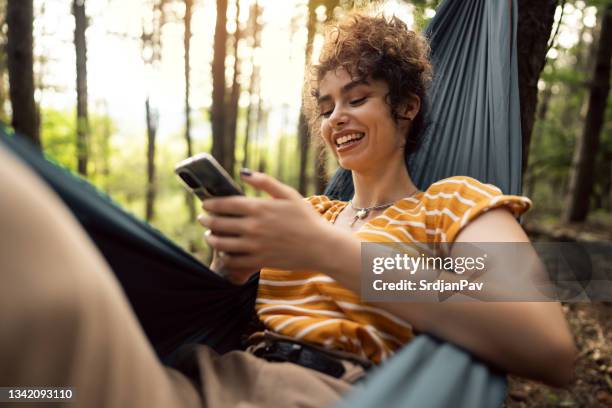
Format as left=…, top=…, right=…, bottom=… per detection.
left=0, top=0, right=611, bottom=406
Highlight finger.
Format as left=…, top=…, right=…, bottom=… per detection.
left=198, top=214, right=254, bottom=236
left=239, top=168, right=302, bottom=200
left=221, top=253, right=263, bottom=271
left=201, top=195, right=259, bottom=216
left=222, top=268, right=260, bottom=285
left=205, top=233, right=257, bottom=253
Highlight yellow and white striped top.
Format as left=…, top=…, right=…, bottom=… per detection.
left=256, top=176, right=531, bottom=364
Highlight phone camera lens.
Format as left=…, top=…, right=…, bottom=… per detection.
left=178, top=171, right=200, bottom=189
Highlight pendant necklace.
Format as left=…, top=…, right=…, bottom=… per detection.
left=348, top=189, right=419, bottom=227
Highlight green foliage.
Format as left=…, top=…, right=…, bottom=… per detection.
left=540, top=65, right=587, bottom=87
left=41, top=108, right=78, bottom=171
left=585, top=0, right=612, bottom=8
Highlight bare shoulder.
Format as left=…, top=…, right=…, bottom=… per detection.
left=455, top=207, right=530, bottom=243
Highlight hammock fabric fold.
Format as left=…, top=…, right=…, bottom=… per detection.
left=334, top=336, right=506, bottom=408
left=1, top=130, right=258, bottom=360
left=1, top=0, right=519, bottom=406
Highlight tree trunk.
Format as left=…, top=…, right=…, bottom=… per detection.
left=0, top=68, right=6, bottom=123
left=225, top=0, right=242, bottom=177
left=312, top=2, right=338, bottom=194
left=559, top=16, right=594, bottom=129
left=277, top=133, right=286, bottom=180
left=6, top=0, right=39, bottom=146
left=254, top=107, right=267, bottom=197
left=564, top=5, right=612, bottom=223
left=141, top=0, right=165, bottom=222
left=211, top=0, right=228, bottom=169
left=609, top=156, right=612, bottom=211
left=242, top=82, right=255, bottom=169
left=73, top=0, right=89, bottom=176
left=517, top=0, right=557, bottom=175
left=254, top=90, right=265, bottom=174
left=184, top=0, right=196, bottom=221
left=314, top=144, right=328, bottom=194
left=184, top=0, right=193, bottom=158
left=100, top=100, right=111, bottom=193
left=277, top=104, right=290, bottom=180
left=536, top=83, right=553, bottom=122
left=298, top=1, right=317, bottom=195
left=242, top=1, right=261, bottom=170
left=0, top=2, right=8, bottom=123
left=145, top=97, right=158, bottom=222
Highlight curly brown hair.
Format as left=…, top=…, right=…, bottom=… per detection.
left=305, top=12, right=433, bottom=155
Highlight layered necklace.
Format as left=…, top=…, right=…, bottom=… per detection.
left=348, top=189, right=419, bottom=227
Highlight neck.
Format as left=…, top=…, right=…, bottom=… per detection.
left=350, top=158, right=418, bottom=208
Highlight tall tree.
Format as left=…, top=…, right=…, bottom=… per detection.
left=253, top=82, right=266, bottom=176
left=558, top=2, right=593, bottom=129
left=145, top=97, right=158, bottom=221
left=517, top=0, right=558, bottom=175
left=142, top=0, right=166, bottom=222
left=313, top=1, right=338, bottom=194
left=184, top=0, right=193, bottom=159
left=211, top=0, right=229, bottom=168
left=225, top=0, right=243, bottom=177
left=564, top=4, right=612, bottom=222
left=0, top=1, right=8, bottom=124
left=297, top=0, right=317, bottom=195
left=6, top=0, right=39, bottom=146
left=183, top=0, right=196, bottom=221
left=242, top=0, right=261, bottom=170
left=73, top=0, right=89, bottom=176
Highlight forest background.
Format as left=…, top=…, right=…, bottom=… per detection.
left=1, top=0, right=611, bottom=406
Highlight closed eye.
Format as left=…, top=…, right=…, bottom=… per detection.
left=350, top=96, right=367, bottom=106
left=320, top=109, right=333, bottom=118
left=319, top=96, right=367, bottom=118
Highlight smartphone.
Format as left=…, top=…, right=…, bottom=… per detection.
left=175, top=153, right=243, bottom=200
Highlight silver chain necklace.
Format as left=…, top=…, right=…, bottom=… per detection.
left=348, top=189, right=419, bottom=227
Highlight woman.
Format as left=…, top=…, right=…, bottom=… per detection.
left=200, top=13, right=576, bottom=386
left=1, top=11, right=575, bottom=408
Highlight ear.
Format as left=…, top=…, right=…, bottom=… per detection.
left=402, top=94, right=421, bottom=120
left=397, top=94, right=421, bottom=136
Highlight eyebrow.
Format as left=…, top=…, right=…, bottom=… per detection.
left=316, top=78, right=370, bottom=104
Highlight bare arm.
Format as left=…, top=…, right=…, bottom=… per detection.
left=317, top=208, right=576, bottom=387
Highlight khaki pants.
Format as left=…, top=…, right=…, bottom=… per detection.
left=0, top=147, right=353, bottom=407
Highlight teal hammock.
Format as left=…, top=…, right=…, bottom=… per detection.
left=1, top=0, right=520, bottom=406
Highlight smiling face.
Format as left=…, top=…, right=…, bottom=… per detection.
left=317, top=68, right=413, bottom=173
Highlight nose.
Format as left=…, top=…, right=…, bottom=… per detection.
left=328, top=105, right=348, bottom=129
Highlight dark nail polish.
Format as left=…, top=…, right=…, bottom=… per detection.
left=240, top=168, right=253, bottom=176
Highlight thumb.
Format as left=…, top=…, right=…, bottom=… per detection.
left=240, top=168, right=301, bottom=200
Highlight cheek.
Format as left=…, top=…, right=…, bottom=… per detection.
left=320, top=123, right=334, bottom=148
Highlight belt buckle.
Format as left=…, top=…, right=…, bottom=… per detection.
left=258, top=340, right=347, bottom=379
left=256, top=341, right=301, bottom=363
left=287, top=343, right=302, bottom=361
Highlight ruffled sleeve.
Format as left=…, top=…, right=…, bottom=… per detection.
left=424, top=176, right=531, bottom=243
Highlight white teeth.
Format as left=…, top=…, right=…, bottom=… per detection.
left=336, top=133, right=364, bottom=146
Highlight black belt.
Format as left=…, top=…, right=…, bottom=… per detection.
left=253, top=341, right=346, bottom=379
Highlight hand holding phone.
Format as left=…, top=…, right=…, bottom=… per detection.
left=176, top=153, right=249, bottom=280
left=175, top=153, right=243, bottom=200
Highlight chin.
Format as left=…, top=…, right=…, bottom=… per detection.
left=337, top=158, right=363, bottom=172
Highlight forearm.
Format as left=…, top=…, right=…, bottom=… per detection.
left=315, top=228, right=576, bottom=386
